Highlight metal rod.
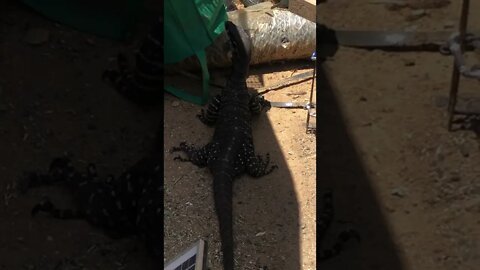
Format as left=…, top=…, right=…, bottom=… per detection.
left=306, top=59, right=316, bottom=133
left=257, top=70, right=314, bottom=95
left=447, top=0, right=470, bottom=131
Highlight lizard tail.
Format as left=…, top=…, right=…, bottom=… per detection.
left=213, top=172, right=235, bottom=270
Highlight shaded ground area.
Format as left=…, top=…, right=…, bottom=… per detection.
left=0, top=1, right=161, bottom=269
left=319, top=1, right=480, bottom=269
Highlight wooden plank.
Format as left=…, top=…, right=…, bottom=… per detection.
left=289, top=0, right=316, bottom=23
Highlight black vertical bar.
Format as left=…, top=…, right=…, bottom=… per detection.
left=447, top=0, right=470, bottom=130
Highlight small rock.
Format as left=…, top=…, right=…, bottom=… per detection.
left=24, top=28, right=50, bottom=45
left=359, top=96, right=368, bottom=102
left=391, top=187, right=407, bottom=198
left=46, top=235, right=53, bottom=241
left=255, top=231, right=266, bottom=237
left=172, top=101, right=180, bottom=107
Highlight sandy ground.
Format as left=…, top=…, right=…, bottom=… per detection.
left=318, top=0, right=480, bottom=270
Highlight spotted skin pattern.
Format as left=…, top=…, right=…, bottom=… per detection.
left=319, top=191, right=361, bottom=262
left=171, top=21, right=276, bottom=270
left=20, top=155, right=163, bottom=258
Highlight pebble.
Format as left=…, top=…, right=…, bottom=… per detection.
left=255, top=231, right=266, bottom=237
left=391, top=187, right=407, bottom=198
left=24, top=28, right=50, bottom=45
left=172, top=101, right=180, bottom=107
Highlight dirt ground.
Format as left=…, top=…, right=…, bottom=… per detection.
left=318, top=1, right=480, bottom=270
left=0, top=1, right=162, bottom=269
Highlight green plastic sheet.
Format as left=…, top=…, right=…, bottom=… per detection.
left=164, top=0, right=227, bottom=105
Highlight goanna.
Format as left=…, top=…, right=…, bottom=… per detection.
left=18, top=151, right=163, bottom=259
left=171, top=21, right=277, bottom=270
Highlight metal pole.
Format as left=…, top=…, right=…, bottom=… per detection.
left=306, top=54, right=316, bottom=133
left=447, top=0, right=470, bottom=130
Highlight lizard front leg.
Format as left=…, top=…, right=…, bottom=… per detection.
left=197, top=95, right=222, bottom=126
left=171, top=142, right=209, bottom=167
left=249, top=93, right=271, bottom=116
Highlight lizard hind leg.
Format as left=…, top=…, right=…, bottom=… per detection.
left=246, top=152, right=278, bottom=178
left=171, top=142, right=209, bottom=167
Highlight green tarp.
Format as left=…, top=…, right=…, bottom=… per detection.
left=21, top=0, right=228, bottom=105
left=164, top=0, right=227, bottom=105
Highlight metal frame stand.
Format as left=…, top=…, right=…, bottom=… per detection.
left=447, top=0, right=470, bottom=131
left=306, top=51, right=317, bottom=134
